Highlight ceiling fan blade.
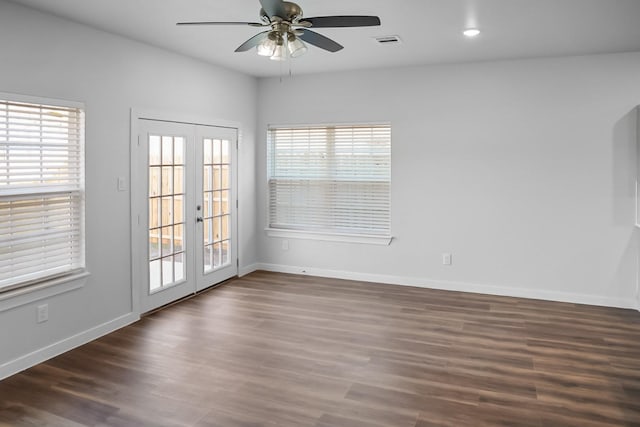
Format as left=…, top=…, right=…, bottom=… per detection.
left=259, top=0, right=287, bottom=18
left=301, top=16, right=381, bottom=28
left=235, top=31, right=270, bottom=52
left=298, top=30, right=343, bottom=53
left=177, top=21, right=264, bottom=27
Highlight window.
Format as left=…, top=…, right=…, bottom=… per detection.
left=0, top=94, right=85, bottom=293
left=267, top=123, right=391, bottom=239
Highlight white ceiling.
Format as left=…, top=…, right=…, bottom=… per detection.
left=8, top=0, right=640, bottom=77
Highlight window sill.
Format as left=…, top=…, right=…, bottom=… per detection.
left=0, top=271, right=90, bottom=313
left=265, top=228, right=393, bottom=245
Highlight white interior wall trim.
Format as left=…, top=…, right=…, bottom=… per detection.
left=0, top=312, right=138, bottom=381
left=253, top=263, right=637, bottom=310
left=239, top=263, right=261, bottom=277
left=0, top=271, right=88, bottom=313
left=264, top=228, right=392, bottom=245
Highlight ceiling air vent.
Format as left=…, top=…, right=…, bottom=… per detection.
left=374, top=35, right=402, bottom=45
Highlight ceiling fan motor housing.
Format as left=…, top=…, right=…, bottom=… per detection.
left=260, top=1, right=303, bottom=22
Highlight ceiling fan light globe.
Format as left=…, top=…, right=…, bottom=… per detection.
left=270, top=44, right=288, bottom=61
left=257, top=38, right=277, bottom=56
left=287, top=37, right=307, bottom=57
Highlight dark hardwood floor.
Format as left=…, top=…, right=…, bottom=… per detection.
left=1, top=271, right=640, bottom=426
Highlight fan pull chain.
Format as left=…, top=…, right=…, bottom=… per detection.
left=277, top=52, right=295, bottom=84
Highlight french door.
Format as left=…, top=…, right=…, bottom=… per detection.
left=134, top=119, right=237, bottom=313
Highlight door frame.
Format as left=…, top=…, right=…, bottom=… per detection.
left=130, top=108, right=242, bottom=316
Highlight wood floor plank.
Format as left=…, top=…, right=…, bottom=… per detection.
left=1, top=270, right=639, bottom=426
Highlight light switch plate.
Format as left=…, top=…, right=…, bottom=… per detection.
left=117, top=177, right=127, bottom=192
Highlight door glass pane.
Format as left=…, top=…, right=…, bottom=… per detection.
left=204, top=245, right=213, bottom=272
left=221, top=140, right=229, bottom=164
left=213, top=139, right=221, bottom=164
left=161, top=197, right=173, bottom=226
left=221, top=215, right=229, bottom=241
left=213, top=191, right=221, bottom=216
left=161, top=225, right=174, bottom=256
left=175, top=252, right=185, bottom=282
left=221, top=240, right=229, bottom=266
left=213, top=242, right=221, bottom=268
left=149, top=198, right=160, bottom=229
left=221, top=190, right=229, bottom=215
left=149, top=136, right=161, bottom=165
left=162, top=256, right=174, bottom=286
left=149, top=259, right=161, bottom=292
left=204, top=138, right=212, bottom=164
left=174, top=138, right=184, bottom=164
left=203, top=166, right=212, bottom=192
left=213, top=166, right=221, bottom=190
left=162, top=136, right=173, bottom=164
left=174, top=167, right=184, bottom=194
left=149, top=134, right=186, bottom=293
left=204, top=218, right=212, bottom=245
left=149, top=229, right=160, bottom=259
left=203, top=136, right=232, bottom=273
left=149, top=167, right=160, bottom=197
left=174, top=195, right=184, bottom=223
left=161, top=167, right=173, bottom=195
left=221, top=165, right=229, bottom=189
left=203, top=192, right=211, bottom=218
left=174, top=224, right=184, bottom=253
left=213, top=217, right=221, bottom=242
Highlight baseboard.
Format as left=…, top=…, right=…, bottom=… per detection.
left=0, top=312, right=139, bottom=381
left=239, top=263, right=260, bottom=277
left=253, top=263, right=637, bottom=310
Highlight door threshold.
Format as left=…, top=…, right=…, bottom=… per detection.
left=142, top=275, right=238, bottom=317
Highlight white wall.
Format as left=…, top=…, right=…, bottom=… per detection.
left=0, top=0, right=257, bottom=376
left=256, top=52, right=640, bottom=309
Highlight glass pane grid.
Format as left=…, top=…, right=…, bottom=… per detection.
left=149, top=135, right=185, bottom=292
left=203, top=138, right=231, bottom=273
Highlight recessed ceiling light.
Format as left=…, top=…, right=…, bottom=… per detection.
left=463, top=28, right=481, bottom=38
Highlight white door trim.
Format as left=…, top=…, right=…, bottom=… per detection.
left=129, top=108, right=242, bottom=316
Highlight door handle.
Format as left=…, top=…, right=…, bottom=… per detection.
left=196, top=217, right=203, bottom=223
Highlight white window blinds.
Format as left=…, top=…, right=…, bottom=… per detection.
left=0, top=96, right=85, bottom=292
left=268, top=124, right=391, bottom=236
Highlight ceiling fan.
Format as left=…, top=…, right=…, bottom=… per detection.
left=177, top=0, right=381, bottom=61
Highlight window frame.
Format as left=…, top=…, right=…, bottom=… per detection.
left=0, top=91, right=87, bottom=295
left=265, top=122, right=392, bottom=245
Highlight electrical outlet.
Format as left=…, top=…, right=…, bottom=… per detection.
left=282, top=239, right=289, bottom=251
left=37, top=304, right=49, bottom=323
left=442, top=253, right=452, bottom=266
